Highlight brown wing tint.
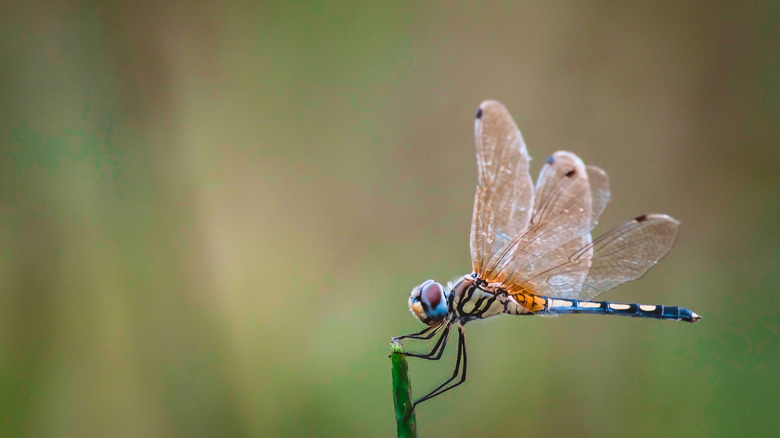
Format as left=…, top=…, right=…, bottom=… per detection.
left=468, top=102, right=677, bottom=301
left=513, top=214, right=680, bottom=300
left=514, top=165, right=611, bottom=298
left=489, top=151, right=596, bottom=287
left=470, top=101, right=534, bottom=279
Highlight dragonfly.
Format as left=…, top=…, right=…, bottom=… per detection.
left=394, top=100, right=700, bottom=411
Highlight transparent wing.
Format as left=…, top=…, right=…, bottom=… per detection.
left=470, top=101, right=534, bottom=278
left=513, top=214, right=680, bottom=300
left=585, top=166, right=610, bottom=228
left=488, top=151, right=594, bottom=286
left=519, top=166, right=610, bottom=298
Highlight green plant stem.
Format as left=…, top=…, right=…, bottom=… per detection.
left=391, top=340, right=417, bottom=438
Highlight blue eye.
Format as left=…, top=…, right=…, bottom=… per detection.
left=408, top=280, right=449, bottom=325
left=420, top=281, right=447, bottom=321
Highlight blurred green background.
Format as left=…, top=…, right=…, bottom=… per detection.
left=1, top=1, right=778, bottom=437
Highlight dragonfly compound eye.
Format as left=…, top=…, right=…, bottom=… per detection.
left=408, top=280, right=448, bottom=325
left=421, top=281, right=443, bottom=309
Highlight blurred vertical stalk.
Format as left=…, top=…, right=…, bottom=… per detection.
left=391, top=340, right=417, bottom=438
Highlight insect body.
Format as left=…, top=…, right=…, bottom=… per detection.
left=395, top=100, right=700, bottom=411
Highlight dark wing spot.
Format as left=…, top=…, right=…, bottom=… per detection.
left=476, top=108, right=483, bottom=119
left=634, top=214, right=649, bottom=222
left=565, top=169, right=577, bottom=177
left=545, top=155, right=555, bottom=165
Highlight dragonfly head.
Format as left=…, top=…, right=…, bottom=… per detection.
left=409, top=280, right=449, bottom=326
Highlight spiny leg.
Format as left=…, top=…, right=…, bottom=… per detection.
left=393, top=322, right=444, bottom=342
left=390, top=324, right=442, bottom=359
left=411, top=325, right=468, bottom=409
left=400, top=320, right=454, bottom=361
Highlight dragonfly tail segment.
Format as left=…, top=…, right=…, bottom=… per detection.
left=540, top=297, right=701, bottom=323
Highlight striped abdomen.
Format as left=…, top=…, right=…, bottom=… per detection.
left=541, top=297, right=701, bottom=323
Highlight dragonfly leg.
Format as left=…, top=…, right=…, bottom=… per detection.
left=393, top=322, right=443, bottom=342
left=403, top=325, right=468, bottom=420
left=399, top=320, right=454, bottom=361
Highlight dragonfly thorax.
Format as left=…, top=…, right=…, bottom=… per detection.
left=408, top=280, right=450, bottom=326
left=451, top=276, right=527, bottom=321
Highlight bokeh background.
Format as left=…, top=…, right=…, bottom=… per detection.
left=1, top=1, right=778, bottom=437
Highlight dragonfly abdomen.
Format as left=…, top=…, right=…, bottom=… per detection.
left=543, top=297, right=701, bottom=323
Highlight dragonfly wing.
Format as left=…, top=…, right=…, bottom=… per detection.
left=470, top=101, right=534, bottom=279
left=580, top=214, right=679, bottom=298
left=585, top=165, right=610, bottom=228
left=523, top=165, right=611, bottom=298
left=526, top=233, right=592, bottom=299
left=518, top=214, right=679, bottom=300
left=494, top=151, right=594, bottom=287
